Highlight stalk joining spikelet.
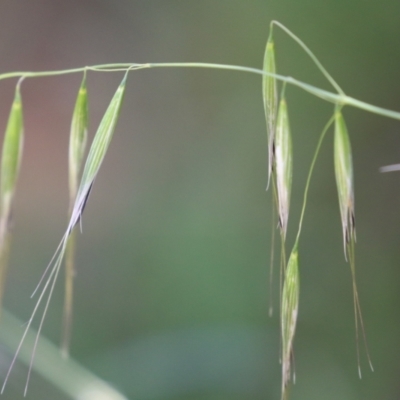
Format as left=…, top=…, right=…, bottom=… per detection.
left=275, top=96, right=292, bottom=238
left=263, top=36, right=278, bottom=188
left=0, top=83, right=24, bottom=309
left=281, top=245, right=299, bottom=399
left=334, top=110, right=355, bottom=257
left=62, top=74, right=88, bottom=357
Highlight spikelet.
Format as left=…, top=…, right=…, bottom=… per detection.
left=0, top=83, right=24, bottom=234
left=0, top=81, right=24, bottom=311
left=62, top=74, right=88, bottom=357
left=281, top=244, right=299, bottom=399
left=334, top=110, right=373, bottom=376
left=275, top=95, right=292, bottom=238
left=263, top=35, right=278, bottom=188
left=68, top=74, right=88, bottom=205
left=333, top=110, right=355, bottom=256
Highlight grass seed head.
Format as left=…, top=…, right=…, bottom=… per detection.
left=0, top=72, right=129, bottom=395
left=334, top=110, right=355, bottom=257
left=0, top=83, right=24, bottom=229
left=275, top=96, right=292, bottom=238
left=281, top=245, right=299, bottom=398
left=69, top=74, right=88, bottom=204
left=69, top=71, right=128, bottom=232
left=263, top=36, right=278, bottom=188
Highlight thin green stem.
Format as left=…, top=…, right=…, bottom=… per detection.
left=268, top=191, right=276, bottom=317
left=0, top=64, right=138, bottom=80
left=0, top=62, right=400, bottom=120
left=271, top=20, right=344, bottom=96
left=295, top=114, right=336, bottom=243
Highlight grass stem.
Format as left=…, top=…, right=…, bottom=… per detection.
left=295, top=114, right=336, bottom=243
left=0, top=63, right=400, bottom=121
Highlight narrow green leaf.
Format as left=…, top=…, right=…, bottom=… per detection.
left=334, top=110, right=355, bottom=256
left=263, top=36, right=278, bottom=188
left=275, top=96, right=292, bottom=238
left=281, top=244, right=299, bottom=399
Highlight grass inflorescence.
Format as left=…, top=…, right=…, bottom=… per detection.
left=262, top=22, right=375, bottom=399
left=1, top=70, right=129, bottom=395
left=0, top=20, right=397, bottom=399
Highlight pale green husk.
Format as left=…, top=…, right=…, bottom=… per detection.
left=281, top=244, right=299, bottom=399
left=0, top=86, right=24, bottom=225
left=68, top=74, right=88, bottom=203
left=334, top=110, right=355, bottom=256
left=275, top=96, right=292, bottom=238
left=263, top=36, right=278, bottom=188
left=0, top=83, right=24, bottom=315
left=69, top=72, right=127, bottom=231
left=62, top=74, right=89, bottom=357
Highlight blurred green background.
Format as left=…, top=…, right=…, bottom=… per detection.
left=1, top=1, right=400, bottom=399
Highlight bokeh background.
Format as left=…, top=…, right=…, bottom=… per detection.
left=0, top=1, right=400, bottom=399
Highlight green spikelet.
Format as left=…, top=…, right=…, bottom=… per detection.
left=263, top=35, right=278, bottom=188
left=0, top=82, right=24, bottom=314
left=281, top=244, right=299, bottom=400
left=334, top=110, right=355, bottom=256
left=275, top=95, right=292, bottom=238
left=62, top=74, right=89, bottom=357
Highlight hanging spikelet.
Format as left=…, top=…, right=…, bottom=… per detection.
left=334, top=110, right=355, bottom=257
left=0, top=83, right=24, bottom=236
left=281, top=244, right=299, bottom=400
left=62, top=73, right=89, bottom=358
left=263, top=35, right=278, bottom=188
left=275, top=95, right=293, bottom=238
left=68, top=74, right=88, bottom=205
left=0, top=81, right=24, bottom=313
left=333, top=109, right=373, bottom=376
